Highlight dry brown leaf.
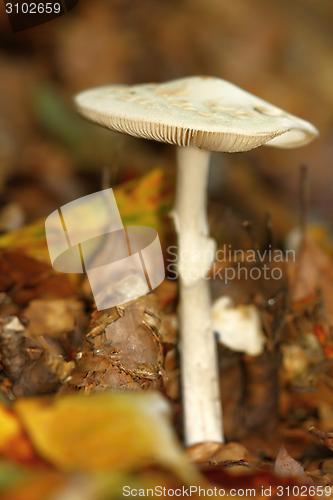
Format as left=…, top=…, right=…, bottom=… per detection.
left=0, top=251, right=76, bottom=307
left=187, top=442, right=249, bottom=469
left=23, top=299, right=85, bottom=339
left=0, top=316, right=74, bottom=398
left=309, top=426, right=333, bottom=451
left=289, top=238, right=333, bottom=326
left=274, top=446, right=306, bottom=479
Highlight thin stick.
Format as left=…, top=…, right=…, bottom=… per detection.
left=299, top=164, right=309, bottom=240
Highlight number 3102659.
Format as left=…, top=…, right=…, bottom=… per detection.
left=5, top=2, right=62, bottom=14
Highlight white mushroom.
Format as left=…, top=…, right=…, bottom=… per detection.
left=75, top=76, right=318, bottom=446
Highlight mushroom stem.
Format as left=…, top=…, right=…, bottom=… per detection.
left=174, top=146, right=223, bottom=445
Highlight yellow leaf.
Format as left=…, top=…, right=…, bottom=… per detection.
left=0, top=403, right=37, bottom=464
left=0, top=406, right=20, bottom=451
left=15, top=392, right=197, bottom=480
left=0, top=169, right=172, bottom=263
left=115, top=168, right=172, bottom=232
left=0, top=221, right=48, bottom=263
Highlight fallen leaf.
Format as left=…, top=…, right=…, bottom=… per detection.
left=0, top=316, right=74, bottom=398
left=0, top=251, right=76, bottom=307
left=23, top=299, right=85, bottom=339
left=15, top=391, right=198, bottom=480
left=0, top=169, right=172, bottom=263
left=309, top=426, right=333, bottom=451
left=289, top=237, right=333, bottom=326
left=187, top=442, right=249, bottom=469
left=0, top=404, right=39, bottom=465
left=274, top=446, right=306, bottom=479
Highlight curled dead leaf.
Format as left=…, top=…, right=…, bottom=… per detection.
left=274, top=446, right=307, bottom=480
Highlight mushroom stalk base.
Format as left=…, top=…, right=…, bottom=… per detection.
left=174, top=146, right=223, bottom=446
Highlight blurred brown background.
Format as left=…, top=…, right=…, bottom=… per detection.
left=0, top=0, right=332, bottom=238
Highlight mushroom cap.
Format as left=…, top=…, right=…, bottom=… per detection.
left=75, top=76, right=318, bottom=153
